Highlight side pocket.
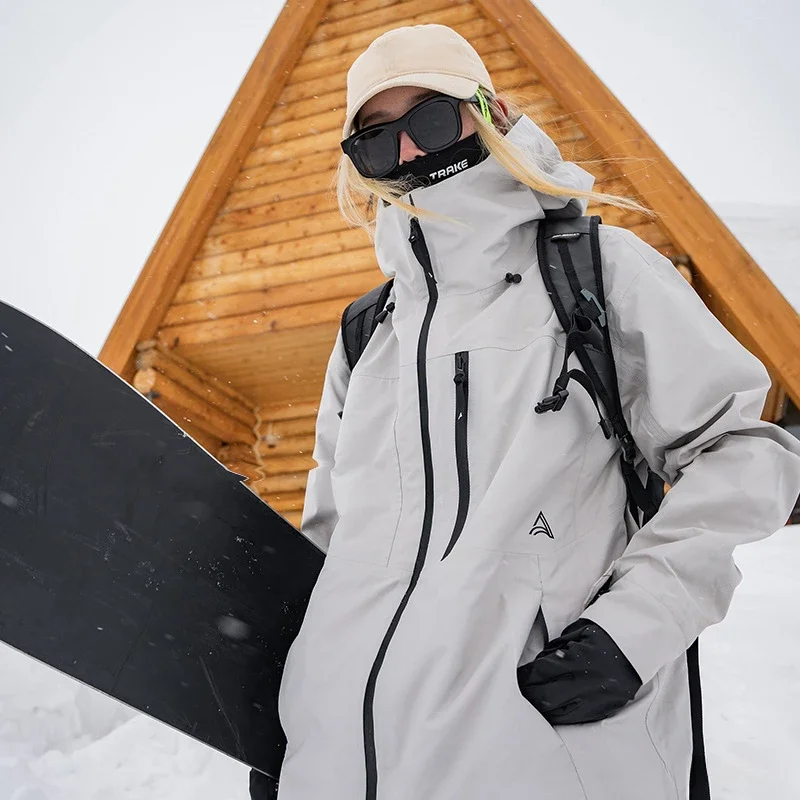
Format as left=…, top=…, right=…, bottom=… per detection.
left=583, top=559, right=616, bottom=608
left=517, top=606, right=549, bottom=668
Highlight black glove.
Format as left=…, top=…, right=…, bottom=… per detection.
left=249, top=769, right=279, bottom=800
left=517, top=618, right=642, bottom=725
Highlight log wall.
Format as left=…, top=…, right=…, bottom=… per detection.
left=158, top=0, right=683, bottom=409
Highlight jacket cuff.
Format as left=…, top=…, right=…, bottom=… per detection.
left=580, top=578, right=690, bottom=684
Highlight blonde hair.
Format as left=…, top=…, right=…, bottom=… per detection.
left=336, top=92, right=652, bottom=230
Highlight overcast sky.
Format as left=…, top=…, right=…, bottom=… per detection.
left=0, top=0, right=798, bottom=354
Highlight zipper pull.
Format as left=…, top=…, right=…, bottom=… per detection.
left=454, top=352, right=467, bottom=384
left=409, top=218, right=421, bottom=244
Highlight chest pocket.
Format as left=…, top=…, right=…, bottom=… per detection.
left=328, top=372, right=402, bottom=567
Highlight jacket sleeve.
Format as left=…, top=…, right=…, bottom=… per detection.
left=300, top=330, right=350, bottom=553
left=581, top=227, right=800, bottom=684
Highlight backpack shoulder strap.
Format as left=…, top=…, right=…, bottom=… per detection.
left=340, top=279, right=394, bottom=371
left=536, top=215, right=663, bottom=526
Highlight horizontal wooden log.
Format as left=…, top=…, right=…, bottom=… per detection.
left=762, top=381, right=787, bottom=424
left=227, top=169, right=335, bottom=213
left=262, top=415, right=317, bottom=438
left=133, top=369, right=256, bottom=444
left=493, top=66, right=538, bottom=92
left=585, top=203, right=653, bottom=232
left=265, top=90, right=346, bottom=130
left=171, top=414, right=223, bottom=456
left=199, top=208, right=348, bottom=258
left=135, top=347, right=255, bottom=427
left=514, top=94, right=560, bottom=121
left=299, top=14, right=497, bottom=64
left=256, top=434, right=316, bottom=459
left=505, top=80, right=553, bottom=104
left=243, top=129, right=342, bottom=169
left=266, top=491, right=306, bottom=513
left=187, top=227, right=369, bottom=280
left=676, top=264, right=694, bottom=285
left=176, top=248, right=377, bottom=304
left=222, top=460, right=263, bottom=482
left=255, top=109, right=344, bottom=150
left=587, top=174, right=650, bottom=203
left=323, top=0, right=412, bottom=23
left=135, top=340, right=254, bottom=408
left=259, top=454, right=316, bottom=476
left=251, top=472, right=308, bottom=495
left=211, top=190, right=337, bottom=237
left=158, top=297, right=348, bottom=348
left=626, top=220, right=672, bottom=252
left=311, top=0, right=467, bottom=42
left=165, top=270, right=380, bottom=326
left=291, top=28, right=509, bottom=86
left=218, top=443, right=260, bottom=465
left=259, top=401, right=320, bottom=421
left=539, top=116, right=585, bottom=144
left=279, top=510, right=304, bottom=529
left=230, top=151, right=340, bottom=198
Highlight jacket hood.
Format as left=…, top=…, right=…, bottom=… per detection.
left=374, top=114, right=595, bottom=296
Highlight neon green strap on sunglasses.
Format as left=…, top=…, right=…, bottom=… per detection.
left=475, top=87, right=493, bottom=124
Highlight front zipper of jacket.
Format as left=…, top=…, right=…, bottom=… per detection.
left=362, top=216, right=439, bottom=800
left=442, top=351, right=470, bottom=560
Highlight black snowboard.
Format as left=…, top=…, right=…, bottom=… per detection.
left=0, top=300, right=324, bottom=779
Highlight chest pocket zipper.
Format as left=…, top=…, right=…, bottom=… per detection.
left=442, top=351, right=471, bottom=560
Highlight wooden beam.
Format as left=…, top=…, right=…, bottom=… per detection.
left=259, top=415, right=317, bottom=438
left=158, top=297, right=348, bottom=347
left=165, top=270, right=380, bottom=327
left=474, top=0, right=800, bottom=406
left=133, top=369, right=256, bottom=444
left=174, top=248, right=377, bottom=304
left=186, top=226, right=370, bottom=281
left=266, top=491, right=306, bottom=513
left=220, top=460, right=264, bottom=482
left=299, top=13, right=495, bottom=62
left=278, top=509, right=304, bottom=529
left=136, top=345, right=256, bottom=426
left=311, top=0, right=468, bottom=42
left=259, top=400, right=320, bottom=420
left=98, top=0, right=332, bottom=381
left=259, top=454, right=316, bottom=476
left=251, top=473, right=308, bottom=495
left=256, top=434, right=317, bottom=459
left=218, top=443, right=261, bottom=466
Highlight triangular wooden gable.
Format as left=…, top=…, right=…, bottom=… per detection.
left=99, top=0, right=799, bottom=523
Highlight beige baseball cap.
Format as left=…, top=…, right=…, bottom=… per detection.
left=342, top=24, right=495, bottom=138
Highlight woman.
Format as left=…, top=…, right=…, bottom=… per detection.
left=255, top=23, right=800, bottom=800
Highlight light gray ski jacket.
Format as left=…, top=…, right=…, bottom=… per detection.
left=276, top=116, right=800, bottom=800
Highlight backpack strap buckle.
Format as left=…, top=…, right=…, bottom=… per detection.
left=619, top=431, right=638, bottom=463
left=578, top=288, right=607, bottom=328
left=535, top=388, right=570, bottom=413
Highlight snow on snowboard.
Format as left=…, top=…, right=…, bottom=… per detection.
left=0, top=300, right=324, bottom=780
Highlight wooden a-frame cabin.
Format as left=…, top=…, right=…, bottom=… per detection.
left=100, top=0, right=800, bottom=529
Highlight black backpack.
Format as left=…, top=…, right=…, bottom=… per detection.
left=340, top=214, right=710, bottom=800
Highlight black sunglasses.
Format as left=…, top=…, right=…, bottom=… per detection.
left=341, top=93, right=481, bottom=180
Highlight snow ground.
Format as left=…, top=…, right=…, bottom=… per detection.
left=1, top=208, right=798, bottom=798
left=1, top=527, right=798, bottom=799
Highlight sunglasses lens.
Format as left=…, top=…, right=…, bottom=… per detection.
left=351, top=128, right=397, bottom=178
left=408, top=99, right=460, bottom=151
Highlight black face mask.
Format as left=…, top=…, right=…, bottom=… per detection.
left=383, top=132, right=489, bottom=190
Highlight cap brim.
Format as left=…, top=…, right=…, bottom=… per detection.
left=342, top=74, right=480, bottom=138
